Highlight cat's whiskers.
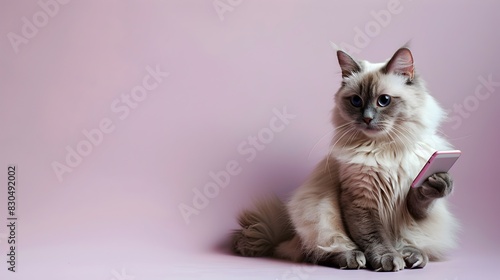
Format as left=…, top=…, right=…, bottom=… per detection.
left=386, top=126, right=407, bottom=150
left=331, top=121, right=355, bottom=135
left=326, top=126, right=354, bottom=163
left=329, top=122, right=356, bottom=152
left=394, top=124, right=418, bottom=145
left=326, top=123, right=356, bottom=177
left=340, top=126, right=360, bottom=153
left=389, top=123, right=416, bottom=152
left=381, top=126, right=398, bottom=151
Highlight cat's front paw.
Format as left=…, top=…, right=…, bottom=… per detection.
left=400, top=246, right=428, bottom=269
left=318, top=250, right=366, bottom=269
left=420, top=172, right=453, bottom=199
left=368, top=252, right=405, bottom=272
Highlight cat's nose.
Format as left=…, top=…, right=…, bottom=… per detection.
left=363, top=117, right=373, bottom=125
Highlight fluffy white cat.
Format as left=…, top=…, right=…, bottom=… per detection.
left=232, top=47, right=458, bottom=272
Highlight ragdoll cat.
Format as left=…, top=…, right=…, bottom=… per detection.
left=232, top=47, right=458, bottom=272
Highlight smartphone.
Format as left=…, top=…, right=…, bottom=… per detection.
left=411, top=150, right=462, bottom=188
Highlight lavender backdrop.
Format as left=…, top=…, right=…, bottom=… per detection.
left=1, top=1, right=499, bottom=279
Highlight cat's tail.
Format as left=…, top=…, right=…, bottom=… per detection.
left=232, top=196, right=295, bottom=258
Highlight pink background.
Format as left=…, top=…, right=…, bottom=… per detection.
left=1, top=0, right=499, bottom=279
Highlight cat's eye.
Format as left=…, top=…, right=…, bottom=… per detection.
left=377, top=95, right=391, bottom=107
left=350, top=95, right=363, bottom=107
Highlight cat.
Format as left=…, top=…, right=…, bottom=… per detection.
left=232, top=47, right=459, bottom=272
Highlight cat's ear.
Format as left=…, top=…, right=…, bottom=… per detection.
left=383, top=48, right=414, bottom=81
left=337, top=50, right=361, bottom=78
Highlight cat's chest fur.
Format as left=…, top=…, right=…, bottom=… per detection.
left=335, top=141, right=435, bottom=182
left=333, top=141, right=436, bottom=229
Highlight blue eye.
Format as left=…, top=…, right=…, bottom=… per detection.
left=350, top=95, right=363, bottom=107
left=377, top=94, right=391, bottom=107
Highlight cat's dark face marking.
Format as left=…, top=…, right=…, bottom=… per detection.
left=334, top=48, right=417, bottom=138
left=338, top=72, right=405, bottom=136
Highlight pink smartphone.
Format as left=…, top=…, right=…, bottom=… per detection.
left=411, top=150, right=462, bottom=188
